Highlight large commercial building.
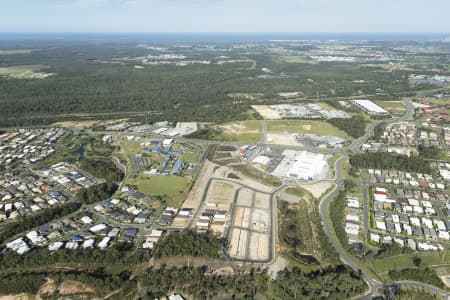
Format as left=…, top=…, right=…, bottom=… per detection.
left=272, top=150, right=329, bottom=181
left=351, top=100, right=389, bottom=116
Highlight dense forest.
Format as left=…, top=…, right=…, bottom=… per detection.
left=350, top=152, right=433, bottom=173
left=142, top=266, right=268, bottom=299
left=152, top=230, right=223, bottom=259
left=0, top=40, right=424, bottom=127
left=328, top=116, right=368, bottom=138
left=271, top=265, right=368, bottom=299
left=0, top=242, right=148, bottom=269
left=388, top=268, right=445, bottom=290
left=329, top=191, right=349, bottom=249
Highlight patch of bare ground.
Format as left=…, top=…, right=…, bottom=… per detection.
left=149, top=256, right=236, bottom=270
left=38, top=278, right=56, bottom=297
left=267, top=256, right=288, bottom=279
left=0, top=294, right=34, bottom=300
left=57, top=281, right=94, bottom=296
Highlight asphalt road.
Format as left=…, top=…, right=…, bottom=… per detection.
left=318, top=97, right=449, bottom=299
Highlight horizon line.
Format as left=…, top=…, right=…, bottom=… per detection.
left=1, top=31, right=450, bottom=35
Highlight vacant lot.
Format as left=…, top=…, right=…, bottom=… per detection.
left=376, top=100, right=407, bottom=115
left=267, top=120, right=349, bottom=138
left=0, top=65, right=54, bottom=79
left=371, top=250, right=450, bottom=276
left=232, top=164, right=282, bottom=187
left=251, top=105, right=282, bottom=119
left=128, top=175, right=191, bottom=207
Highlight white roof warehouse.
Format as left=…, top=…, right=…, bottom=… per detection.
left=351, top=100, right=389, bottom=116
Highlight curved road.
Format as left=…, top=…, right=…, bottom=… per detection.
left=317, top=98, right=443, bottom=299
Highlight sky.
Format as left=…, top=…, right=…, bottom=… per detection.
left=0, top=0, right=449, bottom=33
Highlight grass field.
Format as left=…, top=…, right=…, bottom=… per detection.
left=213, top=132, right=261, bottom=142
left=180, top=152, right=198, bottom=163
left=376, top=100, right=407, bottom=116
left=267, top=120, right=349, bottom=138
left=233, top=164, right=282, bottom=187
left=128, top=175, right=191, bottom=207
left=121, top=140, right=141, bottom=156
left=371, top=250, right=450, bottom=275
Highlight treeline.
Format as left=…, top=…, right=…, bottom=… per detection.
left=328, top=116, right=367, bottom=138
left=0, top=40, right=418, bottom=127
left=0, top=273, right=46, bottom=295
left=0, top=202, right=80, bottom=244
left=388, top=268, right=445, bottom=289
left=272, top=265, right=368, bottom=299
left=350, top=152, right=432, bottom=174
left=79, top=159, right=123, bottom=184
left=0, top=242, right=149, bottom=269
left=0, top=269, right=135, bottom=298
left=141, top=266, right=268, bottom=299
left=278, top=197, right=339, bottom=265
left=329, top=191, right=349, bottom=249
left=418, top=145, right=445, bottom=160
left=76, top=182, right=118, bottom=205
left=50, top=269, right=135, bottom=298
left=152, top=230, right=223, bottom=259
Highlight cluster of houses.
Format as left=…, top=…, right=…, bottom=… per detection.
left=141, top=139, right=189, bottom=176
left=368, top=169, right=446, bottom=189
left=38, top=162, right=104, bottom=193
left=94, top=197, right=154, bottom=224
left=363, top=120, right=447, bottom=155
left=381, top=122, right=422, bottom=147
left=444, top=127, right=450, bottom=147
left=437, top=162, right=450, bottom=183
left=7, top=213, right=141, bottom=255
left=345, top=196, right=362, bottom=248
left=370, top=186, right=450, bottom=251
left=159, top=207, right=179, bottom=226
left=0, top=173, right=68, bottom=222
left=196, top=203, right=228, bottom=234
left=0, top=128, right=64, bottom=167
left=142, top=229, right=164, bottom=250
left=409, top=74, right=450, bottom=87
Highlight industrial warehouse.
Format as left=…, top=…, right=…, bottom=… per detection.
left=252, top=149, right=331, bottom=181
left=351, top=99, right=390, bottom=116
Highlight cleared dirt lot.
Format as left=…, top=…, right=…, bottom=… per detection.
left=299, top=181, right=334, bottom=199
left=207, top=181, right=236, bottom=206
left=267, top=133, right=299, bottom=146
left=233, top=207, right=251, bottom=228
left=236, top=188, right=253, bottom=207
left=249, top=233, right=270, bottom=261
left=251, top=105, right=281, bottom=119
left=229, top=228, right=249, bottom=259
left=254, top=194, right=271, bottom=210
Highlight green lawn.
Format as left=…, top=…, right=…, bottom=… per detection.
left=121, top=140, right=141, bottom=156
left=180, top=152, right=198, bottom=163
left=128, top=175, right=191, bottom=208
left=267, top=120, right=349, bottom=138
left=213, top=132, right=261, bottom=142
left=375, top=100, right=407, bottom=115
left=372, top=250, right=450, bottom=274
